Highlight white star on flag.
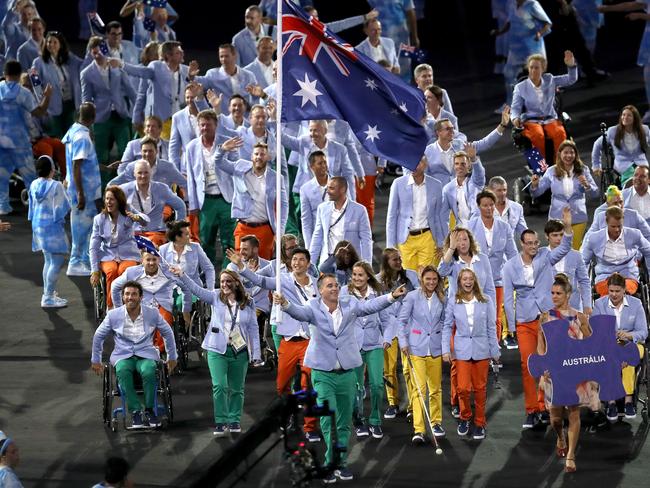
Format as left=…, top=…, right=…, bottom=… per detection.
left=364, top=125, right=381, bottom=142
left=293, top=74, right=323, bottom=108
left=399, top=102, right=408, bottom=112
left=364, top=78, right=378, bottom=91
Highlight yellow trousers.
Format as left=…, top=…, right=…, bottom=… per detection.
left=408, top=354, right=442, bottom=432
left=399, top=230, right=439, bottom=272
left=161, top=118, right=173, bottom=141
left=623, top=344, right=645, bottom=395
left=571, top=222, right=586, bottom=250
left=384, top=338, right=400, bottom=406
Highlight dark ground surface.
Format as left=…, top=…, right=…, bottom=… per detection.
left=2, top=2, right=650, bottom=487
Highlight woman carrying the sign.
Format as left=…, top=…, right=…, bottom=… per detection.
left=538, top=274, right=599, bottom=473
left=170, top=266, right=260, bottom=437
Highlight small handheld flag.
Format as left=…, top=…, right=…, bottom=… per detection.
left=143, top=17, right=156, bottom=33
left=399, top=43, right=427, bottom=64
left=134, top=235, right=161, bottom=257
left=145, top=0, right=167, bottom=7
left=87, top=12, right=105, bottom=35
left=99, top=40, right=110, bottom=56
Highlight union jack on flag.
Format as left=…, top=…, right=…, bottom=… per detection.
left=280, top=0, right=428, bottom=170
left=523, top=147, right=548, bottom=175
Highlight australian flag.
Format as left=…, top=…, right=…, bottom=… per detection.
left=143, top=17, right=157, bottom=33
left=134, top=235, right=161, bottom=257
left=280, top=0, right=428, bottom=170
left=99, top=40, right=110, bottom=56
left=524, top=147, right=548, bottom=175
left=399, top=43, right=427, bottom=64
left=87, top=12, right=105, bottom=35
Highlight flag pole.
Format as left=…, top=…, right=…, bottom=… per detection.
left=275, top=0, right=283, bottom=320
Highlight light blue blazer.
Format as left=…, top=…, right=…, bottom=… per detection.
left=244, top=58, right=273, bottom=88
left=341, top=286, right=392, bottom=351
left=195, top=66, right=258, bottom=114
left=379, top=269, right=420, bottom=342
left=531, top=165, right=598, bottom=224
left=2, top=10, right=28, bottom=61
left=178, top=273, right=261, bottom=360
left=235, top=125, right=288, bottom=180
left=120, top=180, right=186, bottom=232
left=442, top=298, right=500, bottom=361
left=581, top=227, right=650, bottom=282
left=281, top=133, right=357, bottom=198
left=438, top=252, right=497, bottom=305
left=623, top=187, right=650, bottom=224
left=168, top=103, right=209, bottom=173
left=133, top=18, right=176, bottom=49
left=300, top=176, right=329, bottom=249
left=111, top=158, right=186, bottom=192
left=441, top=159, right=487, bottom=223
left=511, top=66, right=578, bottom=122
left=159, top=241, right=216, bottom=290
left=397, top=289, right=445, bottom=357
left=80, top=62, right=136, bottom=123
left=593, top=296, right=649, bottom=344
left=468, top=216, right=518, bottom=286
left=16, top=38, right=40, bottom=71
left=132, top=73, right=152, bottom=126
left=213, top=153, right=288, bottom=235
left=586, top=207, right=650, bottom=243
left=591, top=125, right=650, bottom=174
left=31, top=54, right=83, bottom=116
left=91, top=305, right=177, bottom=365
left=232, top=26, right=269, bottom=68
left=120, top=137, right=169, bottom=166
left=424, top=109, right=459, bottom=142
left=284, top=294, right=395, bottom=371
left=227, top=257, right=271, bottom=313
left=498, top=199, right=528, bottom=239
left=356, top=36, right=399, bottom=68
left=386, top=173, right=448, bottom=247
left=112, top=263, right=192, bottom=313
left=318, top=255, right=352, bottom=286
left=239, top=267, right=320, bottom=338
left=548, top=247, right=591, bottom=312
left=424, top=129, right=502, bottom=184
left=123, top=60, right=190, bottom=121
left=502, top=234, right=573, bottom=327
left=89, top=211, right=145, bottom=272
left=184, top=137, right=235, bottom=211
left=310, top=199, right=372, bottom=263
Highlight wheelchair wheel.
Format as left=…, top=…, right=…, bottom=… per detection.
left=159, top=364, right=174, bottom=424
left=102, top=364, right=112, bottom=425
left=93, top=273, right=107, bottom=325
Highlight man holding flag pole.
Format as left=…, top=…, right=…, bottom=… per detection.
left=274, top=0, right=429, bottom=479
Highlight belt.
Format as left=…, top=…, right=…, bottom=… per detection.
left=204, top=193, right=223, bottom=199
left=239, top=220, right=270, bottom=228
left=287, top=336, right=308, bottom=342
left=409, top=227, right=430, bottom=236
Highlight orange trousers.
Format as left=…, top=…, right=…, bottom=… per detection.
left=188, top=213, right=200, bottom=243
left=355, top=175, right=376, bottom=226
left=234, top=222, right=275, bottom=260
left=154, top=306, right=174, bottom=353
left=277, top=338, right=317, bottom=432
left=33, top=137, right=66, bottom=179
left=516, top=319, right=546, bottom=414
left=136, top=231, right=167, bottom=248
left=456, top=359, right=490, bottom=427
left=100, top=260, right=138, bottom=308
left=495, top=286, right=504, bottom=341
left=522, top=120, right=566, bottom=163
left=595, top=278, right=638, bottom=298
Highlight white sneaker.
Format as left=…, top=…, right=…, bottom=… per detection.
left=67, top=263, right=91, bottom=276
left=41, top=294, right=68, bottom=308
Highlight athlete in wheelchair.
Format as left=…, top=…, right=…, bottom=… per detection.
left=92, top=281, right=177, bottom=429
left=593, top=273, right=649, bottom=421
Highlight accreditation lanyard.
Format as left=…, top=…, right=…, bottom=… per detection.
left=134, top=188, right=155, bottom=214
left=227, top=303, right=247, bottom=352
left=295, top=279, right=315, bottom=303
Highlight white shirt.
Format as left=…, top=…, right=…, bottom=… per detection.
left=629, top=187, right=650, bottom=220
left=202, top=141, right=221, bottom=195
left=554, top=254, right=566, bottom=274
left=494, top=199, right=511, bottom=222
left=323, top=199, right=348, bottom=263
left=96, top=60, right=111, bottom=89
left=462, top=297, right=478, bottom=334
left=455, top=178, right=471, bottom=226
left=229, top=68, right=241, bottom=97
left=608, top=296, right=629, bottom=330
left=561, top=169, right=574, bottom=198
left=603, top=232, right=628, bottom=264
left=457, top=254, right=481, bottom=271
left=291, top=274, right=316, bottom=339
left=170, top=68, right=181, bottom=115
left=171, top=244, right=192, bottom=270
left=55, top=63, right=72, bottom=101
left=368, top=41, right=384, bottom=62
left=623, top=132, right=637, bottom=153
left=482, top=220, right=494, bottom=251
left=123, top=308, right=146, bottom=343
left=135, top=183, right=153, bottom=214
left=408, top=175, right=428, bottom=230
left=437, top=141, right=455, bottom=174
left=521, top=257, right=535, bottom=286
left=531, top=81, right=544, bottom=106
left=138, top=268, right=168, bottom=306
left=244, top=169, right=268, bottom=223
left=224, top=300, right=241, bottom=336
left=323, top=301, right=344, bottom=369
left=189, top=112, right=199, bottom=138
left=255, top=58, right=274, bottom=86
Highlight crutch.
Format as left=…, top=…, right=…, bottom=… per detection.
left=405, top=353, right=443, bottom=455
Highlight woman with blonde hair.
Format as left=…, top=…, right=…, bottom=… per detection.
left=442, top=268, right=499, bottom=440
left=538, top=273, right=598, bottom=472
left=531, top=139, right=598, bottom=249
left=397, top=265, right=447, bottom=444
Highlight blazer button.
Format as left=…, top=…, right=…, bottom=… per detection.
left=336, top=347, right=339, bottom=350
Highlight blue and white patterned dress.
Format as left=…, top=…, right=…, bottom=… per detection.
left=28, top=178, right=71, bottom=254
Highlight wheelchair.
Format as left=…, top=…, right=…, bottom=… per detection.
left=102, top=362, right=173, bottom=432
left=93, top=271, right=107, bottom=325
left=172, top=294, right=212, bottom=371
left=258, top=311, right=277, bottom=371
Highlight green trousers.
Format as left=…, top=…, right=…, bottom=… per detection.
left=115, top=356, right=157, bottom=413
left=49, top=100, right=76, bottom=139
left=200, top=195, right=236, bottom=268
left=354, top=348, right=385, bottom=426
left=285, top=163, right=302, bottom=238
left=207, top=348, right=249, bottom=424
left=94, top=113, right=131, bottom=189
left=270, top=323, right=282, bottom=353
left=312, top=368, right=356, bottom=466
